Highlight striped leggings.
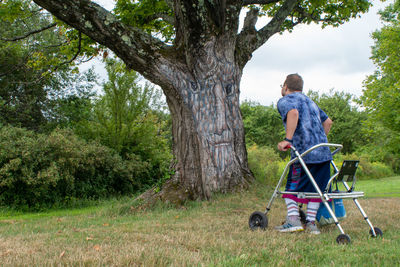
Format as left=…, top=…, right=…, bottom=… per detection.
left=285, top=198, right=320, bottom=222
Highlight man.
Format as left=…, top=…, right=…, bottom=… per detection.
left=276, top=73, right=333, bottom=234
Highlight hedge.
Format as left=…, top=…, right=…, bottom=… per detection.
left=0, top=126, right=150, bottom=209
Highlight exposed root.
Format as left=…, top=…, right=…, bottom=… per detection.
left=136, top=170, right=254, bottom=207
left=136, top=179, right=192, bottom=207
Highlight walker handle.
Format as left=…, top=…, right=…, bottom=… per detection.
left=284, top=144, right=292, bottom=150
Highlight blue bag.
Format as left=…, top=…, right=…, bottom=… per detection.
left=316, top=198, right=346, bottom=226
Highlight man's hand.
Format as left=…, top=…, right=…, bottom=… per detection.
left=322, top=118, right=333, bottom=136
left=278, top=140, right=291, bottom=151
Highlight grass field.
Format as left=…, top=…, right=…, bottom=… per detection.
left=0, top=177, right=399, bottom=266
left=357, top=176, right=400, bottom=198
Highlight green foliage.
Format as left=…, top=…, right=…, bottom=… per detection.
left=333, top=153, right=395, bottom=180
left=0, top=0, right=98, bottom=132
left=259, top=0, right=371, bottom=31
left=114, top=0, right=174, bottom=42
left=43, top=69, right=97, bottom=132
left=247, top=144, right=285, bottom=185
left=241, top=100, right=284, bottom=149
left=308, top=90, right=368, bottom=154
left=114, top=0, right=371, bottom=41
left=360, top=0, right=400, bottom=160
left=76, top=59, right=172, bottom=188
left=0, top=126, right=150, bottom=210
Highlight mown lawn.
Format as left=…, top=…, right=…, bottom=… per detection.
left=357, top=176, right=400, bottom=198
left=0, top=177, right=399, bottom=266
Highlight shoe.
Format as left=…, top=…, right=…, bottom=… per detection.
left=274, top=216, right=304, bottom=232
left=305, top=221, right=321, bottom=235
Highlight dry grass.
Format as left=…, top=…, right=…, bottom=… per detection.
left=0, top=184, right=399, bottom=266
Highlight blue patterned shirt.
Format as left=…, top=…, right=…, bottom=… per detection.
left=277, top=92, right=332, bottom=163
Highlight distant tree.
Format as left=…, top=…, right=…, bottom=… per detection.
left=360, top=0, right=400, bottom=155
left=76, top=58, right=172, bottom=186
left=241, top=101, right=284, bottom=148
left=43, top=69, right=97, bottom=132
left=308, top=90, right=367, bottom=154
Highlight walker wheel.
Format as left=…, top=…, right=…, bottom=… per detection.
left=336, top=234, right=351, bottom=244
left=249, top=211, right=268, bottom=231
left=369, top=227, right=383, bottom=238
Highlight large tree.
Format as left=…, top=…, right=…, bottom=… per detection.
left=28, top=0, right=371, bottom=202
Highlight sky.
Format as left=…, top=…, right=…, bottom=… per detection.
left=85, top=0, right=391, bottom=106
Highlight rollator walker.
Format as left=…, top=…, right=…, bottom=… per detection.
left=248, top=143, right=383, bottom=244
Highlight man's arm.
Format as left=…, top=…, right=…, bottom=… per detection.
left=278, top=109, right=299, bottom=151
left=322, top=118, right=333, bottom=136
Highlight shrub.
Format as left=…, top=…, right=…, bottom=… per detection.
left=0, top=126, right=150, bottom=209
left=333, top=153, right=394, bottom=180
left=247, top=145, right=284, bottom=185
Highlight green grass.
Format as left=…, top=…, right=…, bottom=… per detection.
left=0, top=177, right=399, bottom=266
left=357, top=176, right=400, bottom=198
left=0, top=198, right=124, bottom=221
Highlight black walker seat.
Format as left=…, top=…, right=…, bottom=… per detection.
left=248, top=143, right=383, bottom=244
left=337, top=160, right=360, bottom=182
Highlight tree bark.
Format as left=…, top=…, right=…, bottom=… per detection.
left=141, top=36, right=253, bottom=203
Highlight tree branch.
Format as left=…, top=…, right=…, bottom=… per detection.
left=242, top=0, right=279, bottom=5
left=2, top=32, right=83, bottom=86
left=242, top=8, right=259, bottom=32
left=236, top=0, right=299, bottom=68
left=293, top=6, right=338, bottom=25
left=0, top=23, right=57, bottom=41
left=56, top=31, right=82, bottom=68
left=145, top=12, right=175, bottom=26
left=32, top=0, right=170, bottom=78
left=256, top=0, right=299, bottom=45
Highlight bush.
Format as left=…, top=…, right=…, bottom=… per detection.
left=247, top=144, right=285, bottom=185
left=0, top=126, right=150, bottom=209
left=333, top=153, right=395, bottom=180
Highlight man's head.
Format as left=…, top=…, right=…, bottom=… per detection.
left=281, top=73, right=303, bottom=96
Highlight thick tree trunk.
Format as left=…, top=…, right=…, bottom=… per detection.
left=139, top=37, right=253, bottom=204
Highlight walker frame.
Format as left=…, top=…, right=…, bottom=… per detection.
left=248, top=143, right=382, bottom=244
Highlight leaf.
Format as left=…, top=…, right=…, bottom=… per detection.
left=59, top=251, right=66, bottom=258
left=93, top=245, right=101, bottom=251
left=86, top=236, right=93, bottom=241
